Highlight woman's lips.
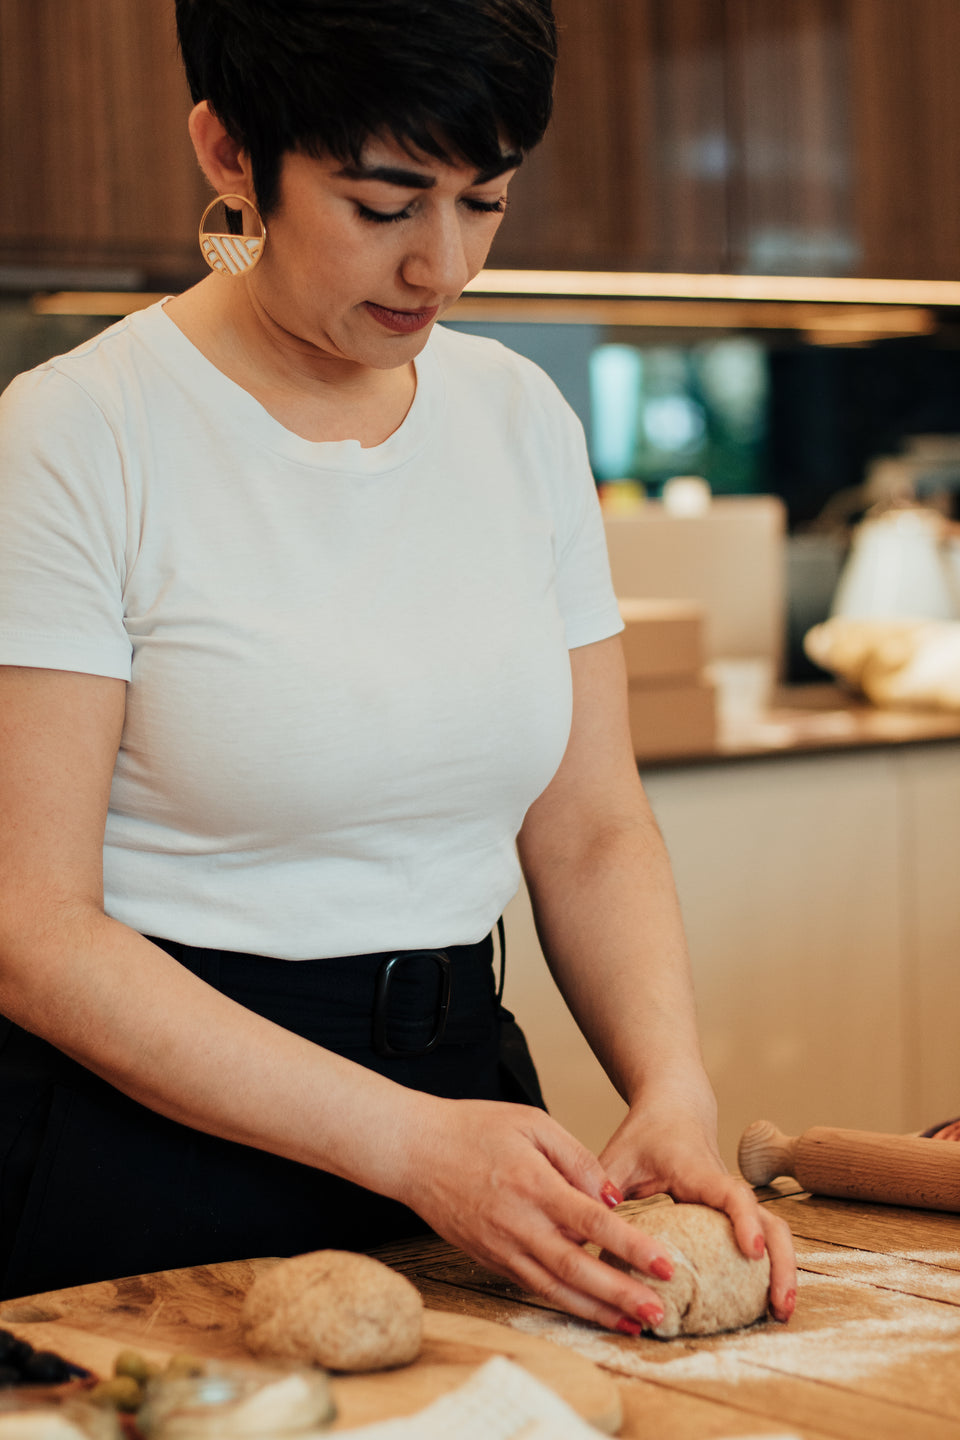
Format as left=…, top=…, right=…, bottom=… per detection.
left=364, top=301, right=439, bottom=334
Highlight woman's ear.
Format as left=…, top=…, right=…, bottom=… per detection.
left=188, top=100, right=255, bottom=201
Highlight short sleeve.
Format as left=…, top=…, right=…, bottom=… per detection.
left=0, top=367, right=133, bottom=679
left=527, top=370, right=624, bottom=651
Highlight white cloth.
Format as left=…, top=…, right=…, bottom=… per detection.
left=314, top=1355, right=608, bottom=1439
left=292, top=1355, right=801, bottom=1440
left=0, top=305, right=621, bottom=958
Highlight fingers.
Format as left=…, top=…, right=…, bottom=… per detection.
left=695, top=1172, right=797, bottom=1323
left=760, top=1208, right=797, bottom=1322
left=563, top=1193, right=676, bottom=1283
left=412, top=1099, right=799, bottom=1335
left=700, top=1172, right=769, bottom=1260
left=486, top=1125, right=679, bottom=1330
left=485, top=1195, right=676, bottom=1333
left=501, top=1243, right=666, bottom=1335
left=532, top=1113, right=626, bottom=1212
left=531, top=1117, right=678, bottom=1285
left=412, top=1102, right=680, bottom=1333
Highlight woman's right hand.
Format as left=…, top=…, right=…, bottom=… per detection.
left=390, top=1094, right=680, bottom=1334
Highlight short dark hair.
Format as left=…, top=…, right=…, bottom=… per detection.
left=175, top=0, right=557, bottom=215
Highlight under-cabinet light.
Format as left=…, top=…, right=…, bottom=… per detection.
left=466, top=269, right=960, bottom=307
left=31, top=292, right=165, bottom=316
left=30, top=287, right=938, bottom=343
left=449, top=296, right=934, bottom=338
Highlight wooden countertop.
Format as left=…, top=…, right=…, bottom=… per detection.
left=376, top=1182, right=960, bottom=1439
left=640, top=683, right=960, bottom=768
left=4, top=1183, right=960, bottom=1435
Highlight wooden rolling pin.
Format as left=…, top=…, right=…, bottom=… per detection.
left=738, top=1119, right=960, bottom=1211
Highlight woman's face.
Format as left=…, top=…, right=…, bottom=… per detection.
left=243, top=135, right=520, bottom=372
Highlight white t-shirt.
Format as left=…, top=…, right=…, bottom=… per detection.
left=0, top=304, right=622, bottom=958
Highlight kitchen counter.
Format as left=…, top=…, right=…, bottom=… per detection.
left=639, top=682, right=960, bottom=768
left=376, top=1182, right=960, bottom=1439
left=5, top=1185, right=959, bottom=1437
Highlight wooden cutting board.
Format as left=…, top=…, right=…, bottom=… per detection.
left=0, top=1259, right=622, bottom=1434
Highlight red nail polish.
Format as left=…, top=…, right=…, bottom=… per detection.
left=600, top=1180, right=623, bottom=1208
left=650, top=1256, right=673, bottom=1281
left=783, top=1288, right=797, bottom=1318
left=637, top=1302, right=664, bottom=1327
left=754, top=1235, right=767, bottom=1259
left=615, top=1317, right=644, bottom=1336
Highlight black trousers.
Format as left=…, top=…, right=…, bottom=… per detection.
left=0, top=931, right=544, bottom=1301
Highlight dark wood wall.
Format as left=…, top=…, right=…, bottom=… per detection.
left=493, top=0, right=960, bottom=280
left=1, top=0, right=957, bottom=283
left=0, top=0, right=208, bottom=279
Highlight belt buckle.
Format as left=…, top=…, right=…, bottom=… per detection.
left=372, top=949, right=451, bottom=1058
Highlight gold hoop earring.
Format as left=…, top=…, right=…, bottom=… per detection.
left=198, top=194, right=267, bottom=275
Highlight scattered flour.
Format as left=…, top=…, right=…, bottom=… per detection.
left=810, top=1247, right=960, bottom=1268
left=507, top=1271, right=960, bottom=1387
left=797, top=1247, right=960, bottom=1300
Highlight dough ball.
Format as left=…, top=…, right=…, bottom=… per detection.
left=240, top=1250, right=423, bottom=1372
left=600, top=1203, right=770, bottom=1338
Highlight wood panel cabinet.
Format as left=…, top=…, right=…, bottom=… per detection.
left=494, top=0, right=960, bottom=280
left=724, top=0, right=855, bottom=275
left=847, top=0, right=960, bottom=281
left=492, top=0, right=733, bottom=272
left=1, top=0, right=956, bottom=283
left=0, top=0, right=207, bottom=281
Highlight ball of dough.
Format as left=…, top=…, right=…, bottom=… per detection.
left=240, top=1250, right=423, bottom=1372
left=600, top=1203, right=770, bottom=1338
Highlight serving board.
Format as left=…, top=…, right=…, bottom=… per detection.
left=0, top=1258, right=622, bottom=1434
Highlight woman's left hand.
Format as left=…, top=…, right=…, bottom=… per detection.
left=598, top=1090, right=797, bottom=1324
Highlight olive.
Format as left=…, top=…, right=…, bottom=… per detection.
left=114, top=1348, right=159, bottom=1383
left=163, top=1353, right=205, bottom=1378
left=89, top=1375, right=143, bottom=1411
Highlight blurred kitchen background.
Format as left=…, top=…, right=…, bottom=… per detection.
left=6, top=1, right=960, bottom=679
left=4, top=0, right=960, bottom=1163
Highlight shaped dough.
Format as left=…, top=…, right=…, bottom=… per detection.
left=601, top=1202, right=770, bottom=1338
left=241, top=1250, right=423, bottom=1371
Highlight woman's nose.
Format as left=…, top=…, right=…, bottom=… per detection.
left=401, top=212, right=471, bottom=296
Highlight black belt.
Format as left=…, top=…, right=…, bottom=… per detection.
left=145, top=920, right=507, bottom=1063
left=371, top=917, right=506, bottom=1058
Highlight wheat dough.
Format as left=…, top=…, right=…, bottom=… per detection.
left=240, top=1250, right=423, bottom=1371
left=601, top=1203, right=770, bottom=1338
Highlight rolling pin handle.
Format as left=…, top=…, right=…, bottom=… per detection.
left=738, top=1119, right=798, bottom=1187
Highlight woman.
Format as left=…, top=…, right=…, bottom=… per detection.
left=0, top=0, right=795, bottom=1328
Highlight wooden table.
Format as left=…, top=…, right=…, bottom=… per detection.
left=375, top=1183, right=960, bottom=1439
left=5, top=1183, right=960, bottom=1436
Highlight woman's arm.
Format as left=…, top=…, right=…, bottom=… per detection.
left=516, top=635, right=797, bottom=1322
left=0, top=666, right=432, bottom=1192
left=0, top=664, right=682, bottom=1333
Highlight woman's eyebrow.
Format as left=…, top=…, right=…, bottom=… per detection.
left=336, top=154, right=523, bottom=188
left=336, top=163, right=438, bottom=188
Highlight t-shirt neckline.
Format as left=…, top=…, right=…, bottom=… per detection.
left=139, top=300, right=440, bottom=474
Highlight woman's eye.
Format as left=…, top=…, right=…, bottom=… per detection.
left=463, top=196, right=508, bottom=215
left=357, top=203, right=414, bottom=225
left=355, top=196, right=508, bottom=224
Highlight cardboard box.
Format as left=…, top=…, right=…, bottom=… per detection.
left=618, top=598, right=705, bottom=682
left=627, top=677, right=717, bottom=760
left=605, top=496, right=787, bottom=675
